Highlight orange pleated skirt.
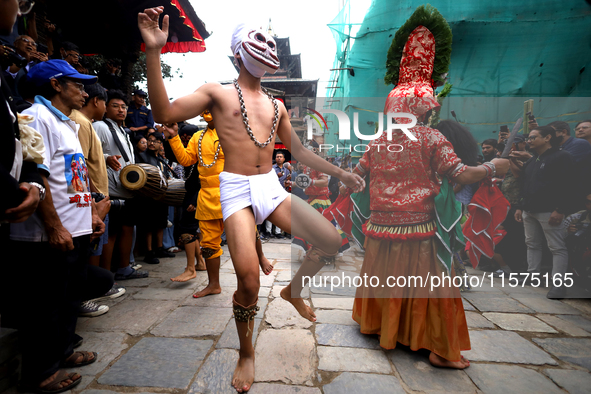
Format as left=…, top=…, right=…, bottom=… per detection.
left=352, top=236, right=471, bottom=362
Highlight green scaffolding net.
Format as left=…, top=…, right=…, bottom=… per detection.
left=322, top=0, right=591, bottom=150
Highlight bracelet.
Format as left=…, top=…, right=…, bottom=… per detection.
left=28, top=182, right=46, bottom=201
left=481, top=162, right=496, bottom=177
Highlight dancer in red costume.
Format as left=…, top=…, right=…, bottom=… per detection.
left=351, top=5, right=509, bottom=369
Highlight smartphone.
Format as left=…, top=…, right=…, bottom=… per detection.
left=527, top=111, right=535, bottom=122
left=37, top=43, right=48, bottom=54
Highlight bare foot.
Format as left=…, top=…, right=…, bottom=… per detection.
left=232, top=352, right=255, bottom=393
left=193, top=283, right=222, bottom=298
left=171, top=268, right=197, bottom=282
left=280, top=286, right=316, bottom=322
left=429, top=352, right=470, bottom=369
left=259, top=257, right=274, bottom=275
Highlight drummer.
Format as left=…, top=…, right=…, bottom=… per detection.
left=94, top=89, right=149, bottom=280
left=162, top=111, right=275, bottom=290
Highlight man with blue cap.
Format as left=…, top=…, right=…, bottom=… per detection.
left=8, top=59, right=104, bottom=393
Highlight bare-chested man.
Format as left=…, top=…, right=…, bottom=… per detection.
left=139, top=7, right=364, bottom=392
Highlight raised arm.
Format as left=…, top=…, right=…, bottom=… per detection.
left=276, top=103, right=364, bottom=192
left=139, top=6, right=212, bottom=124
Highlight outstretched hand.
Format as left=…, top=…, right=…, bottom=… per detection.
left=138, top=6, right=169, bottom=50
left=340, top=171, right=365, bottom=193
left=157, top=123, right=178, bottom=139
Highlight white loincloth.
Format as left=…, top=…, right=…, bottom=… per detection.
left=219, top=169, right=289, bottom=225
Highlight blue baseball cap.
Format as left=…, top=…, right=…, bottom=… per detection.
left=28, top=59, right=97, bottom=87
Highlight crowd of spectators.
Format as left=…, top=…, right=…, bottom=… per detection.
left=0, top=3, right=206, bottom=390
left=442, top=117, right=591, bottom=298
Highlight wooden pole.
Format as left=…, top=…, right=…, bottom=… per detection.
left=523, top=99, right=534, bottom=135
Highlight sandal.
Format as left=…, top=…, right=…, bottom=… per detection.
left=18, top=370, right=81, bottom=394
left=62, top=351, right=97, bottom=368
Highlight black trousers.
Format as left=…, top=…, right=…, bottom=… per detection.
left=1, top=236, right=90, bottom=384
left=82, top=264, right=114, bottom=301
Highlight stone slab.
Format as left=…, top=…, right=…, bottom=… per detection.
left=464, top=330, right=557, bottom=365
left=315, top=309, right=357, bottom=326
left=275, top=269, right=293, bottom=282
left=76, top=300, right=177, bottom=335
left=151, top=306, right=233, bottom=337
left=317, top=346, right=391, bottom=374
left=255, top=329, right=315, bottom=385
left=259, top=271, right=278, bottom=287
left=249, top=383, right=321, bottom=393
left=218, top=273, right=238, bottom=287
left=323, top=372, right=404, bottom=394
left=258, top=286, right=271, bottom=298
left=533, top=338, right=591, bottom=370
left=315, top=324, right=380, bottom=349
left=183, top=289, right=233, bottom=308
left=388, top=348, right=475, bottom=393
left=216, top=318, right=262, bottom=350
left=463, top=297, right=534, bottom=313
left=512, top=295, right=582, bottom=314
left=482, top=313, right=557, bottom=333
left=465, top=311, right=496, bottom=328
left=555, top=315, right=591, bottom=333
left=465, top=364, right=562, bottom=394
left=265, top=298, right=313, bottom=329
left=311, top=297, right=354, bottom=310
left=544, top=369, right=591, bottom=394
left=188, top=349, right=239, bottom=394
left=562, top=299, right=591, bottom=315
left=98, top=337, right=211, bottom=389
left=537, top=315, right=591, bottom=336
left=131, top=285, right=195, bottom=301
left=462, top=298, right=475, bottom=311
left=64, top=331, right=128, bottom=376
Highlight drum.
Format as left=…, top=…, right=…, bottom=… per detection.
left=158, top=178, right=186, bottom=206
left=120, top=163, right=168, bottom=199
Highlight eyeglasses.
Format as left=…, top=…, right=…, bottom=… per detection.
left=18, top=0, right=35, bottom=15
left=17, top=37, right=36, bottom=47
left=526, top=135, right=538, bottom=141
left=575, top=125, right=591, bottom=132
left=147, top=139, right=162, bottom=144
left=110, top=103, right=127, bottom=110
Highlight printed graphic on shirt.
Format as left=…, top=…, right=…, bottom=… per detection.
left=64, top=153, right=90, bottom=195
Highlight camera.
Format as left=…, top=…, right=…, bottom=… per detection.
left=91, top=192, right=126, bottom=212
left=0, top=46, right=27, bottom=69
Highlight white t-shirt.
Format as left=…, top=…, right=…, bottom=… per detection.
left=10, top=97, right=92, bottom=242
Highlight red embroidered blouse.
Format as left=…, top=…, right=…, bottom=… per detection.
left=354, top=127, right=466, bottom=227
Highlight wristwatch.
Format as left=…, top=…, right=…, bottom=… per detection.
left=28, top=182, right=46, bottom=201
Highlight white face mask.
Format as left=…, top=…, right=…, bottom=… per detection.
left=231, top=25, right=279, bottom=78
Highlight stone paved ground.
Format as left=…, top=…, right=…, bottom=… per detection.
left=3, top=240, right=591, bottom=393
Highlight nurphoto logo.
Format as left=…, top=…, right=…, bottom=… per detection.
left=306, top=109, right=418, bottom=153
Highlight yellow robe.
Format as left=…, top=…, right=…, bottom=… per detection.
left=168, top=129, right=224, bottom=221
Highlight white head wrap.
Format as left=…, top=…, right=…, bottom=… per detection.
left=230, top=23, right=279, bottom=78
